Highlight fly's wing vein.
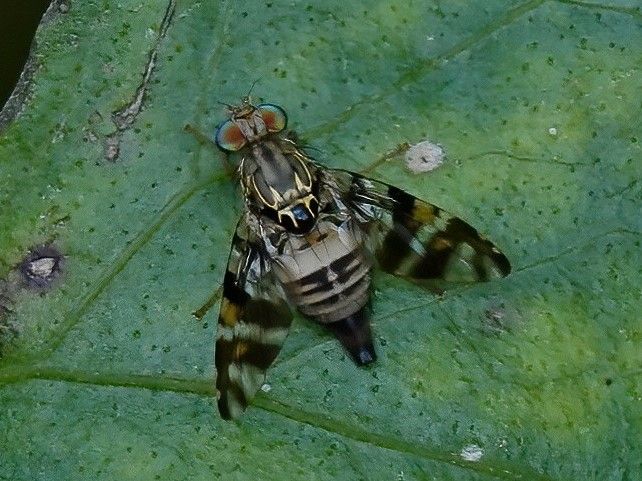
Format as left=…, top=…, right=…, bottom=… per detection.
left=324, top=168, right=511, bottom=284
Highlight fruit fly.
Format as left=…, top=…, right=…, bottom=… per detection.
left=212, top=97, right=510, bottom=419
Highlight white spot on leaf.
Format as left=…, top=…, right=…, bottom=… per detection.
left=405, top=140, right=445, bottom=173
left=460, top=444, right=484, bottom=462
left=27, top=258, right=56, bottom=278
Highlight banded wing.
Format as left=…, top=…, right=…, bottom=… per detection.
left=215, top=217, right=292, bottom=420
left=324, top=169, right=511, bottom=282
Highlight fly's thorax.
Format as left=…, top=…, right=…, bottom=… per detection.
left=242, top=140, right=321, bottom=234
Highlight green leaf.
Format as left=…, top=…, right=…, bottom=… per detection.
left=1, top=1, right=640, bottom=480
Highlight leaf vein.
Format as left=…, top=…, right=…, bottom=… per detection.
left=0, top=367, right=557, bottom=481
left=554, top=0, right=642, bottom=20
left=3, top=174, right=226, bottom=376
left=301, top=0, right=547, bottom=140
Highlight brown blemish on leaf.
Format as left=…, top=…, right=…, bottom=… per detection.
left=104, top=134, right=120, bottom=162
left=103, top=0, right=176, bottom=161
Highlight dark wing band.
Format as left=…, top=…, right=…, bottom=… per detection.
left=325, top=169, right=511, bottom=283
left=215, top=217, right=292, bottom=420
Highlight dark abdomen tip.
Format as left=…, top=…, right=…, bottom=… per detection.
left=325, top=308, right=377, bottom=366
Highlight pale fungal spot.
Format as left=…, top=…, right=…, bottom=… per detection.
left=105, top=135, right=120, bottom=161
left=485, top=307, right=505, bottom=323
left=260, top=383, right=272, bottom=393
left=27, top=258, right=56, bottom=278
left=51, top=122, right=66, bottom=143
left=405, top=140, right=445, bottom=173
left=482, top=300, right=521, bottom=336
left=460, top=444, right=484, bottom=462
left=19, top=244, right=64, bottom=289
left=548, top=127, right=558, bottom=136
left=83, top=129, right=98, bottom=143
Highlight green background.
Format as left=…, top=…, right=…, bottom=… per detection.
left=0, top=1, right=640, bottom=479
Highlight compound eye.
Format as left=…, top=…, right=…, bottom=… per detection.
left=257, top=104, right=287, bottom=133
left=215, top=120, right=246, bottom=152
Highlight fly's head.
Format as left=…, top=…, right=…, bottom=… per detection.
left=214, top=97, right=287, bottom=152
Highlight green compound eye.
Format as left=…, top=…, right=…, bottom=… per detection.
left=215, top=120, right=247, bottom=152
left=257, top=104, right=287, bottom=133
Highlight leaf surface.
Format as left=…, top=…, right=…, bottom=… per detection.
left=0, top=1, right=640, bottom=480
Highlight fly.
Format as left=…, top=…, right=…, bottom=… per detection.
left=210, top=97, right=511, bottom=419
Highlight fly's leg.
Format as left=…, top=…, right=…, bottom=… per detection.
left=192, top=285, right=222, bottom=321
left=360, top=142, right=411, bottom=174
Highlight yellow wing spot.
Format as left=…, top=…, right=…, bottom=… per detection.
left=220, top=299, right=242, bottom=327
left=432, top=237, right=454, bottom=250
left=233, top=341, right=249, bottom=359
left=412, top=202, right=437, bottom=224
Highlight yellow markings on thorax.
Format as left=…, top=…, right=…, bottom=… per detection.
left=304, top=230, right=324, bottom=245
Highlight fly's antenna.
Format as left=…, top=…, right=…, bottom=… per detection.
left=241, top=79, right=260, bottom=105
left=216, top=100, right=235, bottom=111
left=247, top=79, right=260, bottom=98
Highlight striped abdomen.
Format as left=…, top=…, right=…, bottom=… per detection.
left=273, top=218, right=371, bottom=324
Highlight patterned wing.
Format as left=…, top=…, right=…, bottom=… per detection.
left=215, top=217, right=292, bottom=420
left=323, top=169, right=511, bottom=282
